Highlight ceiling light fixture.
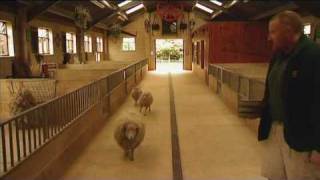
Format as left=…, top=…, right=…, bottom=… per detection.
left=224, top=0, right=238, bottom=8
left=195, top=3, right=214, bottom=14
left=209, top=0, right=223, bottom=6
left=118, top=0, right=132, bottom=7
left=126, top=3, right=144, bottom=14
left=101, top=0, right=116, bottom=9
left=90, top=0, right=105, bottom=8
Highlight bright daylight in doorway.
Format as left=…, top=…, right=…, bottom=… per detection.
left=155, top=39, right=184, bottom=74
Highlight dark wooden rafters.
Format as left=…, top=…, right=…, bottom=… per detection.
left=87, top=0, right=138, bottom=30
left=87, top=0, right=117, bottom=29
left=198, top=0, right=243, bottom=20
left=88, top=10, right=115, bottom=30
left=47, top=6, right=108, bottom=30
left=121, top=30, right=136, bottom=37
left=12, top=0, right=318, bottom=31
left=250, top=1, right=299, bottom=20
left=27, top=0, right=60, bottom=22
left=47, top=6, right=73, bottom=20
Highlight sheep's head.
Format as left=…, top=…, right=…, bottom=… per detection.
left=141, top=93, right=149, bottom=100
left=123, top=122, right=139, bottom=141
left=133, top=87, right=141, bottom=92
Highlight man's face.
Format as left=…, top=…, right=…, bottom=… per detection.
left=268, top=19, right=290, bottom=53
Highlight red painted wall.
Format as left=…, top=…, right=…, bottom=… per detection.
left=192, top=22, right=271, bottom=67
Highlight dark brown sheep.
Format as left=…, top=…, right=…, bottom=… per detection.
left=114, top=120, right=145, bottom=161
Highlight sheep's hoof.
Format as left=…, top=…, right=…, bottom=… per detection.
left=128, top=150, right=134, bottom=161
left=124, top=151, right=129, bottom=158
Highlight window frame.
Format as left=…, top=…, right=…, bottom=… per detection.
left=96, top=36, right=103, bottom=62
left=84, top=35, right=92, bottom=53
left=0, top=21, right=9, bottom=57
left=95, top=52, right=101, bottom=62
left=122, top=37, right=136, bottom=52
left=38, top=27, right=53, bottom=55
left=66, top=32, right=76, bottom=54
left=96, top=36, right=103, bottom=53
left=304, top=23, right=312, bottom=37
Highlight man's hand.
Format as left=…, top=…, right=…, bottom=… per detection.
left=310, top=151, right=320, bottom=166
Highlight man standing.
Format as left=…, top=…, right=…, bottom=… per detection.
left=259, top=11, right=320, bottom=180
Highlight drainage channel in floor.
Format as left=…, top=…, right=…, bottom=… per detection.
left=169, top=73, right=183, bottom=180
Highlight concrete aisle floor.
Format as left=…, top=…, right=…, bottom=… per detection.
left=61, top=71, right=265, bottom=180
left=61, top=72, right=173, bottom=180
left=172, top=72, right=265, bottom=180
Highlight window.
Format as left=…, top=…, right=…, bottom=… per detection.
left=84, top=35, right=92, bottom=53
left=304, top=24, right=311, bottom=38
left=122, top=37, right=135, bottom=51
left=66, top=32, right=76, bottom=53
left=0, top=22, right=8, bottom=56
left=96, top=36, right=103, bottom=52
left=95, top=52, right=101, bottom=62
left=0, top=21, right=14, bottom=57
left=38, top=27, right=53, bottom=55
left=96, top=36, right=103, bottom=62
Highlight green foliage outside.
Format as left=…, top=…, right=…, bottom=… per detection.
left=156, top=39, right=183, bottom=61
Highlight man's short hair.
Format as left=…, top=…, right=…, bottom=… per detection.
left=271, top=11, right=303, bottom=34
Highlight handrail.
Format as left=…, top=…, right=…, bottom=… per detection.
left=0, top=59, right=148, bottom=175
left=208, top=63, right=265, bottom=100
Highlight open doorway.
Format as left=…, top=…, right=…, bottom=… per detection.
left=155, top=39, right=183, bottom=73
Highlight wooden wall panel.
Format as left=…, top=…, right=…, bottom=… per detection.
left=200, top=40, right=205, bottom=69
left=192, top=22, right=271, bottom=66
left=0, top=58, right=13, bottom=78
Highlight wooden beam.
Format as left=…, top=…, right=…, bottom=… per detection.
left=47, top=6, right=74, bottom=20
left=200, top=0, right=229, bottom=13
left=16, top=0, right=31, bottom=6
left=198, top=0, right=240, bottom=20
left=88, top=11, right=115, bottom=30
left=27, top=1, right=60, bottom=22
left=47, top=6, right=109, bottom=30
left=121, top=30, right=136, bottom=37
left=87, top=0, right=141, bottom=30
left=96, top=23, right=109, bottom=30
left=87, top=0, right=138, bottom=30
left=251, top=2, right=299, bottom=20
left=0, top=4, right=18, bottom=14
left=89, top=10, right=122, bottom=30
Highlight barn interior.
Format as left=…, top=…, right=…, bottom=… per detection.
left=0, top=0, right=319, bottom=180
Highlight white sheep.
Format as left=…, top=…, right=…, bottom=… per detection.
left=131, top=87, right=143, bottom=105
left=138, top=92, right=153, bottom=115
left=114, top=119, right=145, bottom=161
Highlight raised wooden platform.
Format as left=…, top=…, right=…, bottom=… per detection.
left=0, top=79, right=56, bottom=121
left=200, top=63, right=268, bottom=118
left=55, top=61, right=138, bottom=96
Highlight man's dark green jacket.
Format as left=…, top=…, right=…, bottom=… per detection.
left=258, top=35, right=320, bottom=152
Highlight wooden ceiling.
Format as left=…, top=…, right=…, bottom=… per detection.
left=1, top=0, right=320, bottom=30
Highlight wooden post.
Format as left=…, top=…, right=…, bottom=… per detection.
left=76, top=28, right=85, bottom=64
left=103, top=30, right=108, bottom=61
left=14, top=7, right=32, bottom=77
